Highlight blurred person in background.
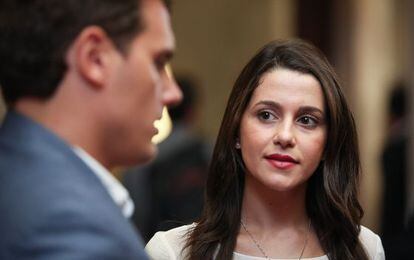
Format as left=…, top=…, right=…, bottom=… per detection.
left=123, top=76, right=211, bottom=242
left=383, top=83, right=414, bottom=259
left=0, top=0, right=181, bottom=259
left=380, top=82, right=408, bottom=249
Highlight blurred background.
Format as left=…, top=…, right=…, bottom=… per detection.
left=1, top=0, right=414, bottom=250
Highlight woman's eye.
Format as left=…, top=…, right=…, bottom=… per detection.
left=298, top=116, right=318, bottom=127
left=258, top=111, right=275, bottom=121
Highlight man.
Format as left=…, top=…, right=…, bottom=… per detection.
left=0, top=0, right=181, bottom=259
left=380, top=84, right=407, bottom=250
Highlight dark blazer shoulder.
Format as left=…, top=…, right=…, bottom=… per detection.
left=0, top=111, right=148, bottom=259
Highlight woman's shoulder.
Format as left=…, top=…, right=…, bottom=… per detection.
left=145, top=223, right=195, bottom=260
left=359, top=225, right=385, bottom=260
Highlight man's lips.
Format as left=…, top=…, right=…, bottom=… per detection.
left=264, top=154, right=298, bottom=170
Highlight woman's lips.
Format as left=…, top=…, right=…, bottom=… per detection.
left=264, top=154, right=298, bottom=170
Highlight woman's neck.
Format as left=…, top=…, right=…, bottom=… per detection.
left=241, top=174, right=309, bottom=230
left=237, top=174, right=325, bottom=258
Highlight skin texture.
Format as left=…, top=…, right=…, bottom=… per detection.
left=240, top=68, right=327, bottom=194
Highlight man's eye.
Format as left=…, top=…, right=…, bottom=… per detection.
left=155, top=59, right=165, bottom=70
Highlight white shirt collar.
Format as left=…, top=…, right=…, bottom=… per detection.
left=72, top=146, right=134, bottom=218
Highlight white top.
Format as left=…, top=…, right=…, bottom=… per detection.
left=145, top=224, right=385, bottom=260
left=72, top=146, right=134, bottom=218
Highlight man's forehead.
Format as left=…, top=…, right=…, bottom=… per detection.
left=139, top=0, right=175, bottom=49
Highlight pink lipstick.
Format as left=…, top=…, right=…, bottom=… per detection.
left=265, top=154, right=298, bottom=170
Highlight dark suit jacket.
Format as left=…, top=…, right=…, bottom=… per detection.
left=0, top=111, right=148, bottom=259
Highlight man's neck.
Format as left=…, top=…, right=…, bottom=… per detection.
left=14, top=97, right=111, bottom=169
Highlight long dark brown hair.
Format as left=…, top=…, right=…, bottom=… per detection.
left=184, top=39, right=368, bottom=260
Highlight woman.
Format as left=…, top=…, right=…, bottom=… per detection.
left=145, top=39, right=384, bottom=260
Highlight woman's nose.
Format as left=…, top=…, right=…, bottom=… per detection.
left=273, top=121, right=296, bottom=148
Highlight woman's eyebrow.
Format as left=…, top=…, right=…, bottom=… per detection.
left=297, top=106, right=325, bottom=116
left=253, top=100, right=281, bottom=109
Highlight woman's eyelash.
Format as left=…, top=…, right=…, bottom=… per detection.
left=255, top=110, right=323, bottom=128
left=297, top=115, right=319, bottom=126
left=257, top=110, right=276, bottom=121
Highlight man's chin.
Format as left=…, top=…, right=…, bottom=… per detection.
left=136, top=144, right=158, bottom=165
left=109, top=143, right=158, bottom=168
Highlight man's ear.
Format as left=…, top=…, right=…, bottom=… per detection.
left=66, top=26, right=118, bottom=89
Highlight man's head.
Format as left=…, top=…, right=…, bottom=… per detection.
left=1, top=0, right=141, bottom=104
left=0, top=0, right=182, bottom=167
left=96, top=0, right=181, bottom=166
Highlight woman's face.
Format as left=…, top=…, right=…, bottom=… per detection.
left=239, top=68, right=327, bottom=192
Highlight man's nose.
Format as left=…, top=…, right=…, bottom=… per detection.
left=163, top=76, right=183, bottom=107
left=162, top=66, right=183, bottom=107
